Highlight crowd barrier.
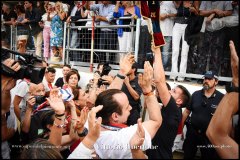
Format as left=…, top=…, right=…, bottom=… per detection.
left=9, top=17, right=232, bottom=82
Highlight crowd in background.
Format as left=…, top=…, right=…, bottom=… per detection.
left=1, top=1, right=239, bottom=81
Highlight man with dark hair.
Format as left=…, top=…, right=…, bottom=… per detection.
left=42, top=67, right=56, bottom=92
left=181, top=70, right=224, bottom=159
left=55, top=65, right=71, bottom=88
left=79, top=54, right=162, bottom=159
left=146, top=46, right=191, bottom=159
left=2, top=2, right=17, bottom=45
left=22, top=1, right=43, bottom=57
left=121, top=62, right=142, bottom=126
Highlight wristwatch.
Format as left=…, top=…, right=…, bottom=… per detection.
left=116, top=73, right=126, bottom=80
left=225, top=82, right=239, bottom=93
left=77, top=127, right=88, bottom=137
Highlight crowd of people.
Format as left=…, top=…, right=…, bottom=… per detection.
left=2, top=1, right=239, bottom=80
left=1, top=1, right=239, bottom=159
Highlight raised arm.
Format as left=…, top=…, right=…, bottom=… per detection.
left=109, top=54, right=135, bottom=89
left=206, top=40, right=239, bottom=159
left=68, top=105, right=103, bottom=159
left=130, top=118, right=147, bottom=159
left=140, top=61, right=162, bottom=138
left=152, top=46, right=171, bottom=107
left=47, top=88, right=66, bottom=146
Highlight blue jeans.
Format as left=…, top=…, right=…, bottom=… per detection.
left=161, top=36, right=172, bottom=70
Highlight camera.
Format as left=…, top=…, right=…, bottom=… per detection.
left=1, top=48, right=46, bottom=84
left=97, top=62, right=112, bottom=86
left=35, top=95, right=46, bottom=104
left=146, top=52, right=154, bottom=67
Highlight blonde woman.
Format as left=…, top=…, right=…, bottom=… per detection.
left=40, top=2, right=56, bottom=61
left=50, top=1, right=66, bottom=61
left=113, top=1, right=141, bottom=61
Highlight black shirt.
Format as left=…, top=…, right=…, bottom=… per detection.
left=146, top=96, right=182, bottom=159
left=55, top=77, right=64, bottom=88
left=70, top=7, right=87, bottom=26
left=121, top=76, right=142, bottom=111
left=187, top=89, right=224, bottom=132
left=25, top=8, right=43, bottom=36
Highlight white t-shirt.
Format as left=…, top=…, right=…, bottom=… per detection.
left=11, top=79, right=30, bottom=121
left=94, top=124, right=152, bottom=159
left=42, top=12, right=56, bottom=27
left=160, top=1, right=177, bottom=36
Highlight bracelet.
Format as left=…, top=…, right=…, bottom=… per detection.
left=55, top=116, right=65, bottom=121
left=116, top=73, right=126, bottom=80
left=55, top=113, right=65, bottom=117
left=143, top=91, right=154, bottom=97
left=53, top=121, right=65, bottom=128
left=77, top=127, right=88, bottom=137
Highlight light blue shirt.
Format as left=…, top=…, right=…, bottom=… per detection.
left=90, top=3, right=115, bottom=31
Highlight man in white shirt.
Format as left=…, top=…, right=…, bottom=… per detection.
left=69, top=54, right=162, bottom=159
left=160, top=1, right=177, bottom=71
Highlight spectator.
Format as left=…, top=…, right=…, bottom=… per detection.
left=198, top=1, right=233, bottom=76
left=181, top=70, right=224, bottom=159
left=20, top=139, right=63, bottom=159
left=55, top=64, right=71, bottom=88
left=1, top=58, right=21, bottom=159
left=66, top=1, right=81, bottom=58
left=66, top=1, right=88, bottom=62
left=12, top=78, right=33, bottom=121
left=121, top=62, right=142, bottom=126
left=40, top=2, right=56, bottom=61
left=64, top=70, right=81, bottom=90
left=206, top=40, right=239, bottom=159
left=50, top=1, right=67, bottom=62
left=12, top=4, right=29, bottom=53
left=85, top=1, right=117, bottom=63
left=170, top=1, right=199, bottom=82
left=42, top=67, right=56, bottom=92
left=2, top=2, right=17, bottom=45
left=159, top=1, right=177, bottom=71
left=22, top=1, right=43, bottom=57
left=113, top=1, right=141, bottom=62
left=221, top=1, right=239, bottom=77
left=146, top=46, right=191, bottom=159
left=78, top=54, right=162, bottom=159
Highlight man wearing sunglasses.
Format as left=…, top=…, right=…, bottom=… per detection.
left=181, top=70, right=224, bottom=159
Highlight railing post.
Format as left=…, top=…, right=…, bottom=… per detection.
left=63, top=22, right=67, bottom=64
left=134, top=18, right=141, bottom=62
left=90, top=14, right=95, bottom=73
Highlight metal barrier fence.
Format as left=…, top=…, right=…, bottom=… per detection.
left=8, top=17, right=232, bottom=82
left=64, top=16, right=140, bottom=72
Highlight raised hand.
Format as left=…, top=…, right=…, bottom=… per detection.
left=46, top=88, right=65, bottom=114
left=130, top=118, right=145, bottom=149
left=138, top=61, right=153, bottom=93
left=119, top=53, right=135, bottom=75
left=26, top=96, right=36, bottom=109
left=75, top=107, right=89, bottom=133
left=86, top=105, right=103, bottom=143
left=229, top=40, right=239, bottom=87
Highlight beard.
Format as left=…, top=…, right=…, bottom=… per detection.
left=203, top=83, right=214, bottom=90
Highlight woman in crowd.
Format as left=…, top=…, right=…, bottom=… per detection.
left=40, top=2, right=56, bottom=61
left=113, top=1, right=141, bottom=62
left=50, top=1, right=66, bottom=61
left=170, top=1, right=199, bottom=82
left=13, top=4, right=29, bottom=53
